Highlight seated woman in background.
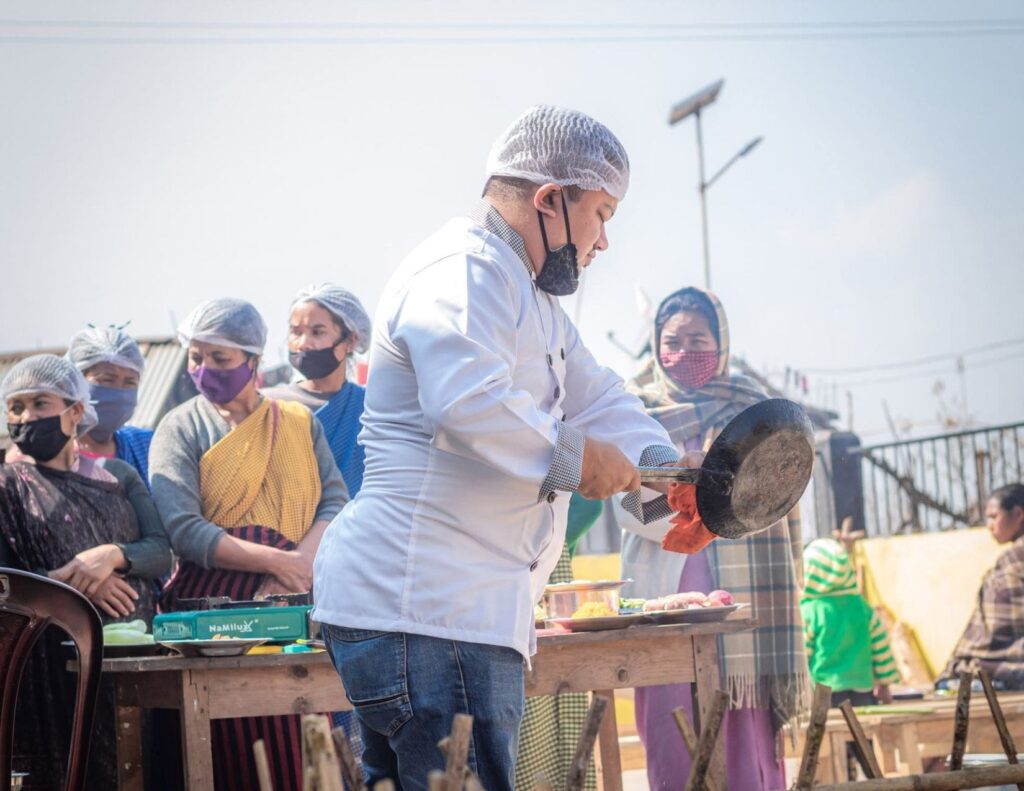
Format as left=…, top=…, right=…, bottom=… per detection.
left=0, top=354, right=171, bottom=790
left=941, top=483, right=1024, bottom=688
left=67, top=324, right=154, bottom=485
left=150, top=297, right=348, bottom=791
left=262, top=283, right=371, bottom=496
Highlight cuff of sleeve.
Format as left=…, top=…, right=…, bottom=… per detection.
left=203, top=530, right=227, bottom=570
left=539, top=422, right=585, bottom=500
left=620, top=443, right=680, bottom=524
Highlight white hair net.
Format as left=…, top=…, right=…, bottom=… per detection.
left=290, top=284, right=372, bottom=355
left=177, top=298, right=267, bottom=355
left=1, top=353, right=98, bottom=435
left=67, top=325, right=145, bottom=375
left=485, top=105, right=630, bottom=201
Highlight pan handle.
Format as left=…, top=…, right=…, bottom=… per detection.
left=637, top=466, right=701, bottom=483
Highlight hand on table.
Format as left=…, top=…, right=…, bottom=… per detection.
left=579, top=437, right=641, bottom=500
left=874, top=684, right=893, bottom=705
left=50, top=544, right=123, bottom=596
left=89, top=575, right=139, bottom=618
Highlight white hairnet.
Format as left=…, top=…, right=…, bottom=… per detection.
left=178, top=298, right=267, bottom=355
left=1, top=353, right=98, bottom=435
left=485, top=105, right=630, bottom=201
left=67, top=325, right=145, bottom=375
left=290, top=284, right=372, bottom=355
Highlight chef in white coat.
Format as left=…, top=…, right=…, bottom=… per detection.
left=313, top=105, right=693, bottom=791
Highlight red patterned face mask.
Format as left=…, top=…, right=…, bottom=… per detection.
left=659, top=350, right=719, bottom=390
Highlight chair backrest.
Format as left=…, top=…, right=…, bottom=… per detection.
left=0, top=568, right=103, bottom=791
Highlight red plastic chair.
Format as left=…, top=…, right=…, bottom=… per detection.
left=0, top=568, right=103, bottom=791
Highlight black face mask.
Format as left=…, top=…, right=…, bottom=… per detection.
left=8, top=414, right=71, bottom=462
left=289, top=341, right=344, bottom=381
left=535, top=192, right=580, bottom=296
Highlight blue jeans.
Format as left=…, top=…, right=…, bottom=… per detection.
left=322, top=625, right=525, bottom=791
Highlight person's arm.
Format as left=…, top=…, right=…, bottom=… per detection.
left=101, top=459, right=171, bottom=579
left=869, top=607, right=900, bottom=699
left=309, top=416, right=349, bottom=523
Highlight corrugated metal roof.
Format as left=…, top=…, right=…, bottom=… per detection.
left=0, top=336, right=190, bottom=443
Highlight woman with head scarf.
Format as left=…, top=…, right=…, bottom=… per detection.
left=263, top=283, right=371, bottom=497
left=149, top=297, right=348, bottom=791
left=67, top=324, right=154, bottom=485
left=615, top=286, right=809, bottom=790
left=1, top=354, right=171, bottom=789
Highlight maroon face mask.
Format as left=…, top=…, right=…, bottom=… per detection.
left=659, top=350, right=719, bottom=390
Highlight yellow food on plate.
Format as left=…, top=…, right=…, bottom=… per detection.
left=572, top=602, right=616, bottom=619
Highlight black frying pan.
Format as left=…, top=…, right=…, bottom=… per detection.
left=637, top=398, right=814, bottom=539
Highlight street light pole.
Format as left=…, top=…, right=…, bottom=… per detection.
left=694, top=108, right=711, bottom=290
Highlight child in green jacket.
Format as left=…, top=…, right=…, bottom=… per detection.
left=801, top=538, right=900, bottom=706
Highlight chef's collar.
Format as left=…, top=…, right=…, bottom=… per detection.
left=469, top=201, right=534, bottom=279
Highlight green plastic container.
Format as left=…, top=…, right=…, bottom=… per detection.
left=154, top=605, right=310, bottom=643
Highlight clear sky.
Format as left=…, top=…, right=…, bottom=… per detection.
left=1, top=0, right=1021, bottom=442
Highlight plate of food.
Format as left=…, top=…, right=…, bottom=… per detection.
left=640, top=591, right=747, bottom=624
left=159, top=637, right=270, bottom=657
left=544, top=600, right=651, bottom=632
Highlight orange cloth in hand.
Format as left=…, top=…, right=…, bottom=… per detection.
left=662, top=483, right=716, bottom=554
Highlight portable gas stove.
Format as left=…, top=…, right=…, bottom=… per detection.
left=153, top=593, right=313, bottom=643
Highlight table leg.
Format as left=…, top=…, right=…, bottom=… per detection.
left=115, top=704, right=145, bottom=791
left=593, top=689, right=623, bottom=791
left=691, top=634, right=725, bottom=789
left=898, top=722, right=924, bottom=775
left=829, top=732, right=850, bottom=782
left=179, top=669, right=215, bottom=791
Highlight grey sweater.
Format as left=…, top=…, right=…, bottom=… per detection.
left=149, top=395, right=348, bottom=568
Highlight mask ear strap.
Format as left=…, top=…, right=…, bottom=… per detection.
left=560, top=191, right=572, bottom=245
left=536, top=209, right=551, bottom=252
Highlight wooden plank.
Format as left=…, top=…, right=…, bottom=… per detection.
left=671, top=708, right=722, bottom=791
left=838, top=700, right=883, bottom=778
left=180, top=669, right=215, bottom=791
left=206, top=662, right=350, bottom=719
left=566, top=695, right=608, bottom=791
left=114, top=705, right=145, bottom=791
left=332, top=726, right=365, bottom=791
left=950, top=670, right=973, bottom=771
left=979, top=670, right=1024, bottom=791
left=253, top=739, right=274, bottom=791
left=526, top=637, right=697, bottom=696
left=690, top=633, right=725, bottom=789
left=115, top=671, right=187, bottom=709
left=812, top=761, right=1024, bottom=790
left=593, top=689, right=623, bottom=791
left=685, top=690, right=728, bottom=791
left=444, top=714, right=473, bottom=791
left=795, top=683, right=834, bottom=790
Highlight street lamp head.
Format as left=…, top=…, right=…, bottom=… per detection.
left=668, top=79, right=725, bottom=126
left=739, top=136, right=763, bottom=157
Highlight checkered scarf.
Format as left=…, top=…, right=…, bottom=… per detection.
left=942, top=537, right=1024, bottom=688
left=629, top=286, right=810, bottom=729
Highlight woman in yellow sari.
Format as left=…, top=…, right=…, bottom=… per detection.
left=150, top=297, right=348, bottom=790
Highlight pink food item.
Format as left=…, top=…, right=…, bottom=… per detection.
left=706, top=590, right=734, bottom=606
left=643, top=591, right=710, bottom=612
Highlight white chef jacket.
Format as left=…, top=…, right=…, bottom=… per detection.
left=312, top=203, right=676, bottom=659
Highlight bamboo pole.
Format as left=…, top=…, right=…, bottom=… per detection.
left=566, top=695, right=609, bottom=791
left=812, top=762, right=1024, bottom=791
left=444, top=714, right=474, bottom=791
left=684, top=690, right=728, bottom=791
left=795, top=683, right=834, bottom=789
left=427, top=770, right=446, bottom=791
left=950, top=670, right=973, bottom=771
left=838, top=700, right=882, bottom=779
left=303, top=715, right=344, bottom=791
left=671, top=708, right=723, bottom=791
left=978, top=670, right=1024, bottom=791
left=253, top=739, right=274, bottom=791
left=331, top=726, right=366, bottom=791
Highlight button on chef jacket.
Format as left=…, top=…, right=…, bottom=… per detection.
left=312, top=203, right=677, bottom=659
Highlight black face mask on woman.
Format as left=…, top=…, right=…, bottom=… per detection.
left=289, top=341, right=344, bottom=381
left=535, top=192, right=580, bottom=297
left=7, top=413, right=71, bottom=462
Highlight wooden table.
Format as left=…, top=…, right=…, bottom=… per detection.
left=784, top=692, right=1024, bottom=783
left=104, top=615, right=754, bottom=791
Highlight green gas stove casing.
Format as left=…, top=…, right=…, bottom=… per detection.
left=153, top=605, right=311, bottom=643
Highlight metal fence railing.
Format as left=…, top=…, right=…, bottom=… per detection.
left=854, top=421, right=1024, bottom=536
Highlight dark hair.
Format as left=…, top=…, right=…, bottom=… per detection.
left=482, top=176, right=584, bottom=203
left=655, top=289, right=720, bottom=346
left=991, top=484, right=1024, bottom=512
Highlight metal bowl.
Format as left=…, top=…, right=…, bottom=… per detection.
left=543, top=580, right=629, bottom=619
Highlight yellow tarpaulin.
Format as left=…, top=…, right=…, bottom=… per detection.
left=856, top=527, right=1004, bottom=679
